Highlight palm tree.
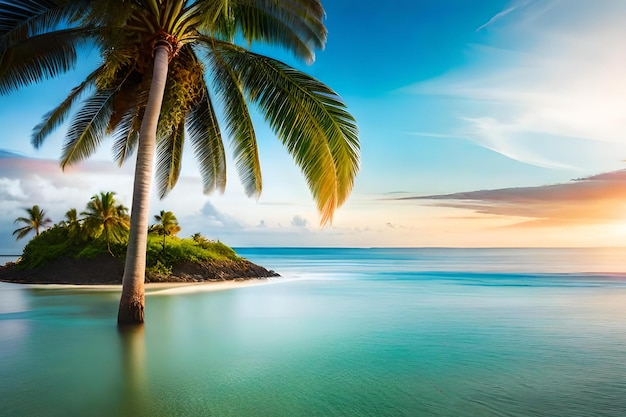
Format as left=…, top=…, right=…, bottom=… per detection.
left=82, top=192, right=130, bottom=254
left=1, top=1, right=359, bottom=324
left=149, top=210, right=181, bottom=251
left=62, top=208, right=83, bottom=238
left=13, top=205, right=53, bottom=240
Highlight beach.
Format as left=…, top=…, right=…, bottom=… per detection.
left=15, top=277, right=280, bottom=295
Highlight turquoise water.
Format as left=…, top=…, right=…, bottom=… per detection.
left=2, top=248, right=626, bottom=416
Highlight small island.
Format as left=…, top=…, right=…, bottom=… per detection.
left=0, top=193, right=279, bottom=286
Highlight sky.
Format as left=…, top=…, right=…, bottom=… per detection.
left=2, top=0, right=626, bottom=251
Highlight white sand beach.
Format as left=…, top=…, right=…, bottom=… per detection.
left=19, top=277, right=283, bottom=295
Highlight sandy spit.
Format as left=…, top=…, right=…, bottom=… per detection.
left=17, top=277, right=287, bottom=295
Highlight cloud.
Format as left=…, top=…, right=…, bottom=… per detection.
left=0, top=152, right=132, bottom=207
left=405, top=0, right=626, bottom=171
left=476, top=0, right=533, bottom=32
left=0, top=150, right=359, bottom=249
left=198, top=201, right=243, bottom=229
left=0, top=178, right=28, bottom=200
left=401, top=170, right=626, bottom=227
left=406, top=131, right=460, bottom=139
left=290, top=215, right=308, bottom=228
left=385, top=222, right=410, bottom=230
left=0, top=151, right=137, bottom=249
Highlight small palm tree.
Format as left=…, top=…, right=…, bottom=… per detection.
left=62, top=208, right=82, bottom=239
left=149, top=210, right=181, bottom=251
left=13, top=205, right=52, bottom=241
left=82, top=192, right=130, bottom=254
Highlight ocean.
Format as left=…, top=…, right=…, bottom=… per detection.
left=1, top=247, right=626, bottom=416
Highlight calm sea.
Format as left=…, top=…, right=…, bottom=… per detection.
left=1, top=247, right=626, bottom=417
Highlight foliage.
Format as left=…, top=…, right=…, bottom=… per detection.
left=13, top=192, right=238, bottom=274
left=81, top=192, right=130, bottom=253
left=1, top=0, right=359, bottom=224
left=19, top=225, right=73, bottom=268
left=13, top=205, right=53, bottom=240
left=146, top=260, right=172, bottom=283
left=191, top=233, right=237, bottom=256
left=149, top=210, right=181, bottom=236
left=16, top=205, right=238, bottom=276
left=197, top=239, right=237, bottom=259
left=145, top=234, right=239, bottom=268
left=149, top=210, right=181, bottom=251
left=76, top=244, right=106, bottom=260
left=62, top=208, right=82, bottom=239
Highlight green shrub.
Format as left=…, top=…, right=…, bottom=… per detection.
left=19, top=242, right=68, bottom=268
left=19, top=226, right=71, bottom=268
left=205, top=240, right=238, bottom=259
left=146, top=260, right=172, bottom=282
left=17, top=226, right=241, bottom=273
left=76, top=245, right=104, bottom=260
left=187, top=236, right=238, bottom=259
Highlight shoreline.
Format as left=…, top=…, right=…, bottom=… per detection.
left=1, top=277, right=286, bottom=295
left=0, top=254, right=280, bottom=286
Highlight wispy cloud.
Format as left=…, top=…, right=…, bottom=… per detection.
left=405, top=0, right=626, bottom=172
left=401, top=170, right=626, bottom=227
left=406, top=131, right=460, bottom=139
left=476, top=0, right=533, bottom=32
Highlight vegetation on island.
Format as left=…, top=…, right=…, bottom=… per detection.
left=4, top=194, right=276, bottom=285
left=1, top=1, right=359, bottom=324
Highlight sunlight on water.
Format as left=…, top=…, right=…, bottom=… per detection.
left=2, top=248, right=626, bottom=416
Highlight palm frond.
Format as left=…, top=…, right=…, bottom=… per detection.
left=97, top=49, right=137, bottom=90
left=0, top=0, right=72, bottom=39
left=208, top=43, right=262, bottom=197
left=110, top=73, right=150, bottom=165
left=193, top=0, right=232, bottom=36
left=112, top=105, right=142, bottom=165
left=80, top=0, right=134, bottom=29
left=106, top=65, right=148, bottom=134
left=31, top=65, right=102, bottom=148
left=13, top=216, right=31, bottom=224
left=61, top=88, right=116, bottom=168
left=186, top=83, right=227, bottom=194
left=225, top=0, right=326, bottom=62
left=155, top=120, right=185, bottom=198
left=12, top=226, right=32, bottom=240
left=0, top=28, right=87, bottom=94
left=108, top=221, right=130, bottom=243
left=170, top=1, right=205, bottom=40
left=217, top=43, right=359, bottom=224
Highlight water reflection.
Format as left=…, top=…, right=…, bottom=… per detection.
left=117, top=325, right=146, bottom=417
left=3, top=248, right=626, bottom=416
left=0, top=284, right=30, bottom=359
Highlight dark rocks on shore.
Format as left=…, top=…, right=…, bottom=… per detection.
left=0, top=254, right=279, bottom=285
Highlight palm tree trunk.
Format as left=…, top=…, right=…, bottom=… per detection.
left=118, top=45, right=170, bottom=325
left=106, top=227, right=112, bottom=255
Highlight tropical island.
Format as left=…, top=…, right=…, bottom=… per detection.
left=1, top=0, right=357, bottom=324
left=0, top=192, right=279, bottom=285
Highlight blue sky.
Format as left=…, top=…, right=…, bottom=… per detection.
left=2, top=0, right=626, bottom=252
